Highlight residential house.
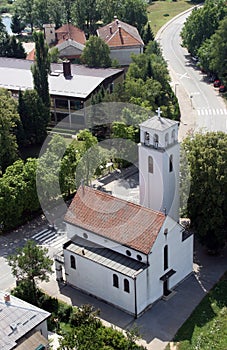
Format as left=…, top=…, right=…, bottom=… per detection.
left=97, top=17, right=144, bottom=66
left=0, top=292, right=50, bottom=350
left=43, top=23, right=86, bottom=60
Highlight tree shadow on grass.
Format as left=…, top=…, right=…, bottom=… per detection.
left=174, top=273, right=227, bottom=344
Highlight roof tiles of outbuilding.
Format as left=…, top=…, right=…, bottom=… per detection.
left=64, top=186, right=165, bottom=254
left=55, top=23, right=86, bottom=45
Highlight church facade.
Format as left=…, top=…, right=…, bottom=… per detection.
left=55, top=112, right=193, bottom=317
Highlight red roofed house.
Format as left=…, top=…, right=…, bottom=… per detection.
left=55, top=111, right=193, bottom=317
left=43, top=23, right=86, bottom=60
left=97, top=17, right=144, bottom=66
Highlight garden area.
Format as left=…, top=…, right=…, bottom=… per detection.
left=147, top=0, right=200, bottom=35
left=166, top=272, right=227, bottom=349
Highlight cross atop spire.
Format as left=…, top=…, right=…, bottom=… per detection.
left=156, top=107, right=162, bottom=120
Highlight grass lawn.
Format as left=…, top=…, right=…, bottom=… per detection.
left=171, top=272, right=227, bottom=350
left=147, top=0, right=200, bottom=35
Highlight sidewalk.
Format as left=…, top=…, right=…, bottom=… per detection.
left=40, top=240, right=227, bottom=350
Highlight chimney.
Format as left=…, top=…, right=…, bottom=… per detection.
left=118, top=25, right=123, bottom=44
left=4, top=292, right=10, bottom=303
left=109, top=26, right=112, bottom=34
left=114, top=15, right=118, bottom=25
left=63, top=60, right=72, bottom=79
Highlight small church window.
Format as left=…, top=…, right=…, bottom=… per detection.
left=153, top=134, right=159, bottom=148
left=124, top=279, right=130, bottom=293
left=164, top=245, right=168, bottom=270
left=169, top=155, right=173, bottom=172
left=144, top=132, right=150, bottom=145
left=137, top=254, right=142, bottom=261
left=126, top=250, right=131, bottom=256
left=70, top=255, right=76, bottom=269
left=113, top=274, right=119, bottom=288
left=165, top=133, right=169, bottom=147
left=164, top=228, right=168, bottom=236
left=148, top=156, right=153, bottom=173
left=171, top=129, right=176, bottom=143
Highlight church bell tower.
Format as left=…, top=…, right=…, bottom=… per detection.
left=138, top=108, right=180, bottom=222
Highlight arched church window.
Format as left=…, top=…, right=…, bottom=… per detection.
left=153, top=134, right=159, bottom=148
left=169, top=155, right=173, bottom=172
left=70, top=255, right=76, bottom=269
left=124, top=279, right=130, bottom=293
left=144, top=132, right=150, bottom=145
left=113, top=274, right=119, bottom=288
left=165, top=133, right=169, bottom=147
left=171, top=129, right=176, bottom=143
left=148, top=156, right=153, bottom=173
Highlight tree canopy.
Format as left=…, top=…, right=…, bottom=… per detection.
left=0, top=88, right=19, bottom=173
left=7, top=240, right=53, bottom=301
left=81, top=36, right=112, bottom=68
left=198, top=16, right=227, bottom=86
left=31, top=31, right=50, bottom=108
left=181, top=0, right=226, bottom=56
left=0, top=18, right=26, bottom=59
left=182, top=132, right=227, bottom=253
left=18, top=89, right=50, bottom=145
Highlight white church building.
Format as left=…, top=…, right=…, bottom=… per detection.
left=55, top=111, right=193, bottom=317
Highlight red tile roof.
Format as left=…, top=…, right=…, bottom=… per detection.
left=55, top=23, right=86, bottom=45
left=97, top=19, right=144, bottom=48
left=26, top=48, right=35, bottom=60
left=64, top=186, right=165, bottom=254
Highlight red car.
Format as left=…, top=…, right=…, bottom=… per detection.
left=219, top=85, right=226, bottom=93
left=214, top=80, right=221, bottom=87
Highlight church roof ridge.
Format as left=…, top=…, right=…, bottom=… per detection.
left=64, top=185, right=166, bottom=254
left=140, top=115, right=178, bottom=131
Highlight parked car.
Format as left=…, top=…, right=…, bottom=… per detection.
left=214, top=80, right=221, bottom=87
left=208, top=74, right=218, bottom=83
left=219, top=85, right=226, bottom=93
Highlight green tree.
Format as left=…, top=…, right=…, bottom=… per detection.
left=0, top=158, right=40, bottom=231
left=81, top=35, right=112, bottom=68
left=36, top=134, right=67, bottom=206
left=72, top=0, right=100, bottom=34
left=49, top=47, right=60, bottom=63
left=0, top=21, right=10, bottom=57
left=143, top=23, right=154, bottom=46
left=208, top=16, right=227, bottom=85
left=76, top=129, right=99, bottom=185
left=121, top=0, right=148, bottom=34
left=18, top=89, right=49, bottom=145
left=7, top=36, right=26, bottom=59
left=14, top=0, right=35, bottom=33
left=181, top=0, right=226, bottom=56
left=97, top=0, right=124, bottom=24
left=182, top=132, right=227, bottom=253
left=0, top=88, right=19, bottom=172
left=7, top=240, right=53, bottom=299
left=11, top=11, right=25, bottom=34
left=31, top=31, right=50, bottom=109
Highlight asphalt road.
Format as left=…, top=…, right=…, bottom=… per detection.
left=156, top=8, right=227, bottom=137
